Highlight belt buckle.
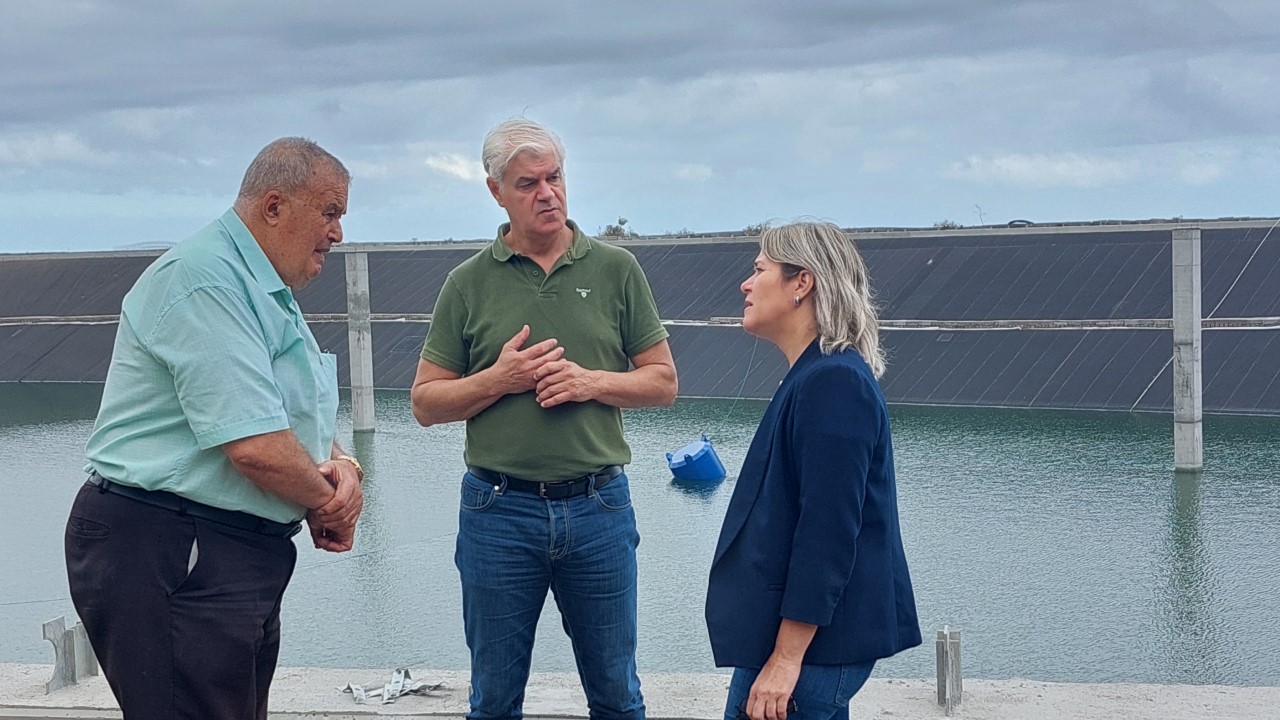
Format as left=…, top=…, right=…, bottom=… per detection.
left=538, top=482, right=550, bottom=499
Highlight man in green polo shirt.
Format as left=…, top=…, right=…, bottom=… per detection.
left=412, top=118, right=677, bottom=720
left=64, top=138, right=364, bottom=720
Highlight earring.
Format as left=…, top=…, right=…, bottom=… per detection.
left=793, top=295, right=801, bottom=306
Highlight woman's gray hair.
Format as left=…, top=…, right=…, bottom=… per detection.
left=236, top=137, right=349, bottom=205
left=759, top=221, right=887, bottom=377
left=481, top=118, right=566, bottom=184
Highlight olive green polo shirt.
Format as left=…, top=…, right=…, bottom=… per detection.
left=421, top=220, right=668, bottom=480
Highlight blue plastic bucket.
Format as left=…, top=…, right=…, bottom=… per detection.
left=666, top=434, right=727, bottom=482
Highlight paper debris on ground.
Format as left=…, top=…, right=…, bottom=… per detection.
left=339, top=667, right=447, bottom=705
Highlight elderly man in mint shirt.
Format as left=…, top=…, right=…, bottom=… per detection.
left=64, top=138, right=364, bottom=720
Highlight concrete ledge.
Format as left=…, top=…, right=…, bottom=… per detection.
left=2, top=664, right=1278, bottom=719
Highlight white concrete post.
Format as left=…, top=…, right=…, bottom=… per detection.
left=1172, top=226, right=1203, bottom=471
left=42, top=617, right=71, bottom=693
left=346, top=251, right=375, bottom=432
left=936, top=626, right=962, bottom=714
left=42, top=617, right=97, bottom=693
left=72, top=621, right=98, bottom=679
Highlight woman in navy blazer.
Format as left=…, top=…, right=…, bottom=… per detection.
left=706, top=221, right=920, bottom=720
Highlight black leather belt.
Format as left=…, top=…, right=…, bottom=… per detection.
left=467, top=465, right=623, bottom=500
left=87, top=472, right=302, bottom=538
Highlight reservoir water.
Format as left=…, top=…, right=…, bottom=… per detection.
left=2, top=384, right=1277, bottom=686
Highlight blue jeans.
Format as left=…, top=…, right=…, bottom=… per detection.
left=455, top=470, right=644, bottom=720
left=724, top=661, right=875, bottom=720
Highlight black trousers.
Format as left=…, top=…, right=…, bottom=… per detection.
left=65, top=482, right=297, bottom=720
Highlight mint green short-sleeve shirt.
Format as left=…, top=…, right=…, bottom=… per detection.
left=85, top=208, right=338, bottom=523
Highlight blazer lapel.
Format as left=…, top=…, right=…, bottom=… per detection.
left=712, top=409, right=775, bottom=564
left=711, top=341, right=823, bottom=566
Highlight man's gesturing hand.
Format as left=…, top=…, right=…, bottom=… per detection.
left=535, top=359, right=599, bottom=408
left=491, top=325, right=564, bottom=395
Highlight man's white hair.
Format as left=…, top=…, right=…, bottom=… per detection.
left=481, top=118, right=566, bottom=184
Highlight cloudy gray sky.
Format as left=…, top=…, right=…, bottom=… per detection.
left=1, top=0, right=1277, bottom=251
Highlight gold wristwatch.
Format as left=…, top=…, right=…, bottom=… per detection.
left=335, top=454, right=364, bottom=482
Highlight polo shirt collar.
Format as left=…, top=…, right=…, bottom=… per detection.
left=490, top=219, right=593, bottom=263
left=219, top=207, right=288, bottom=295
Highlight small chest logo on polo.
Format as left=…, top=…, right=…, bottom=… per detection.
left=576, top=288, right=591, bottom=298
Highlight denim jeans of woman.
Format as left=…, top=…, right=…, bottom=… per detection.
left=455, top=470, right=644, bottom=720
left=724, top=661, right=875, bottom=720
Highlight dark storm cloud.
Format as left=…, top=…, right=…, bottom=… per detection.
left=4, top=1, right=1272, bottom=123
left=2, top=1, right=1280, bottom=250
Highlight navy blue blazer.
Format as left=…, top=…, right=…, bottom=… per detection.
left=706, top=341, right=920, bottom=667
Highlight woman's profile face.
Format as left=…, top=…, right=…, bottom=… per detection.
left=741, top=253, right=795, bottom=341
